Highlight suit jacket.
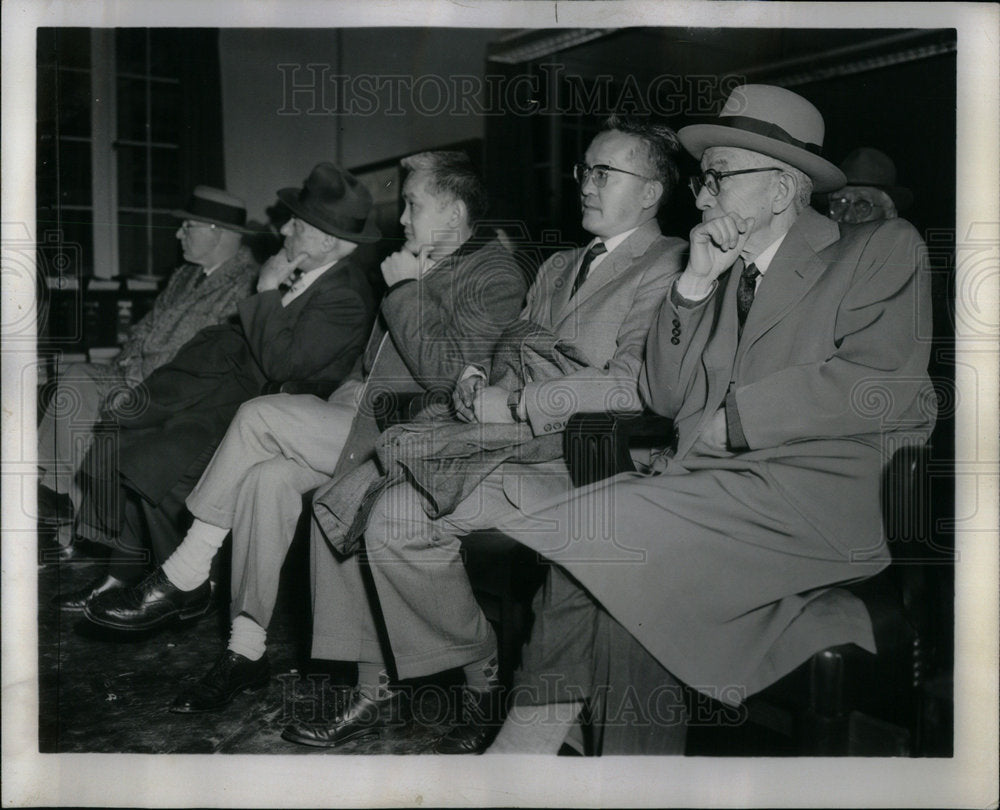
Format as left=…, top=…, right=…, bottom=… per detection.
left=114, top=246, right=259, bottom=383
left=96, top=254, right=377, bottom=509
left=505, top=209, right=936, bottom=701
left=497, top=218, right=687, bottom=509
left=313, top=237, right=527, bottom=510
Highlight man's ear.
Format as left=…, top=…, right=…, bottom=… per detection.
left=448, top=198, right=468, bottom=229
left=772, top=172, right=797, bottom=214
left=642, top=179, right=665, bottom=211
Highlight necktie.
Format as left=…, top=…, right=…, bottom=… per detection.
left=736, top=261, right=760, bottom=338
left=279, top=267, right=305, bottom=295
left=192, top=266, right=207, bottom=288
left=570, top=241, right=607, bottom=297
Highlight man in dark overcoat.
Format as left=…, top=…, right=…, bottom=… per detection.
left=63, top=163, right=380, bottom=612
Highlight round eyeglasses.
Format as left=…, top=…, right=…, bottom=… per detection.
left=688, top=167, right=783, bottom=198
left=827, top=197, right=883, bottom=220
left=573, top=162, right=653, bottom=188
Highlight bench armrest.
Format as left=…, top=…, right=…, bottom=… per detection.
left=563, top=412, right=674, bottom=488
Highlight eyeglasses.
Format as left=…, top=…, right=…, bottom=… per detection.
left=688, top=167, right=783, bottom=198
left=573, top=162, right=653, bottom=188
left=827, top=197, right=883, bottom=220
left=181, top=220, right=217, bottom=232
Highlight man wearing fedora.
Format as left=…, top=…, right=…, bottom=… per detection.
left=827, top=146, right=913, bottom=224
left=60, top=163, right=379, bottom=612
left=478, top=85, right=936, bottom=754
left=37, top=186, right=258, bottom=548
left=80, top=152, right=528, bottom=712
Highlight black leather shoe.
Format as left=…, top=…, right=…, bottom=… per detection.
left=434, top=687, right=505, bottom=754
left=170, top=651, right=270, bottom=713
left=52, top=571, right=125, bottom=611
left=38, top=484, right=72, bottom=525
left=83, top=568, right=211, bottom=631
left=281, top=688, right=410, bottom=748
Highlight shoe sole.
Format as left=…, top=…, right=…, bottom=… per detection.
left=169, top=678, right=270, bottom=714
left=83, top=599, right=212, bottom=631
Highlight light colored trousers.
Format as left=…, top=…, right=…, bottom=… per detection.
left=38, top=361, right=134, bottom=508
left=311, top=470, right=522, bottom=678
left=185, top=382, right=361, bottom=627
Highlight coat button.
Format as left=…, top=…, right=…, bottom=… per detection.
left=671, top=327, right=681, bottom=336
left=670, top=337, right=680, bottom=345
left=672, top=318, right=681, bottom=328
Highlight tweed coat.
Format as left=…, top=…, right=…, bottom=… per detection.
left=322, top=237, right=528, bottom=484
left=114, top=246, right=258, bottom=383
left=495, top=209, right=937, bottom=702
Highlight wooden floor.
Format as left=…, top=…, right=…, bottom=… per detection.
left=37, top=529, right=457, bottom=755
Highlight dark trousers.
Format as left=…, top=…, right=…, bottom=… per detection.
left=513, top=566, right=688, bottom=755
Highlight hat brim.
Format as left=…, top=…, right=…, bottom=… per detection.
left=678, top=124, right=847, bottom=193
left=171, top=209, right=255, bottom=235
left=277, top=188, right=382, bottom=244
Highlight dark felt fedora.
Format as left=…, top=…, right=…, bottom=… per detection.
left=678, top=84, right=846, bottom=193
left=837, top=147, right=913, bottom=211
left=171, top=186, right=253, bottom=233
left=277, top=163, right=381, bottom=244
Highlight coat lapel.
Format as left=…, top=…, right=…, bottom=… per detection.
left=552, top=219, right=661, bottom=329
left=738, top=209, right=840, bottom=356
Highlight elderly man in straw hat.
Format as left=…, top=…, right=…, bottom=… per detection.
left=827, top=146, right=913, bottom=224
left=59, top=163, right=379, bottom=615
left=482, top=84, right=937, bottom=754
left=37, top=186, right=258, bottom=550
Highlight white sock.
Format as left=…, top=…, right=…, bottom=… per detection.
left=227, top=614, right=267, bottom=661
left=161, top=518, right=229, bottom=591
left=487, top=700, right=584, bottom=754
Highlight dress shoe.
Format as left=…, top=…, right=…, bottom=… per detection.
left=281, top=687, right=410, bottom=748
left=84, top=568, right=211, bottom=631
left=170, top=651, right=270, bottom=713
left=38, top=484, right=73, bottom=525
left=434, top=687, right=505, bottom=754
left=52, top=571, right=125, bottom=611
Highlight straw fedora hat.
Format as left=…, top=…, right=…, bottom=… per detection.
left=837, top=147, right=913, bottom=211
left=171, top=186, right=254, bottom=234
left=277, top=163, right=381, bottom=244
left=678, top=84, right=846, bottom=193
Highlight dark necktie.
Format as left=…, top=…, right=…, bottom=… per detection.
left=570, top=241, right=607, bottom=297
left=279, top=267, right=305, bottom=294
left=736, top=261, right=760, bottom=338
left=192, top=266, right=208, bottom=287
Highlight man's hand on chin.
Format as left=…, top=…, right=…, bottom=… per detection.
left=258, top=250, right=308, bottom=292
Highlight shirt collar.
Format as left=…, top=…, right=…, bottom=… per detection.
left=590, top=226, right=639, bottom=257
left=744, top=230, right=789, bottom=276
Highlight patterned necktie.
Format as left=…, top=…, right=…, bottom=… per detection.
left=279, top=267, right=305, bottom=295
left=736, top=261, right=760, bottom=338
left=192, top=266, right=208, bottom=288
left=570, top=241, right=607, bottom=297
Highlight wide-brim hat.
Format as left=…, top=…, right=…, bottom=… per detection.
left=678, top=84, right=846, bottom=193
left=277, top=162, right=381, bottom=244
left=172, top=186, right=254, bottom=234
left=837, top=147, right=913, bottom=211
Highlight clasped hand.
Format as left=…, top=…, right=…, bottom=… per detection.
left=258, top=250, right=308, bottom=292
left=676, top=213, right=755, bottom=299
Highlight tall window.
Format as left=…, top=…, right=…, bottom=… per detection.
left=36, top=28, right=224, bottom=282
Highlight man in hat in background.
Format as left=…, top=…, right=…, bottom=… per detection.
left=81, top=151, right=528, bottom=714
left=37, top=186, right=258, bottom=551
left=480, top=84, right=936, bottom=754
left=57, top=163, right=379, bottom=616
left=826, top=146, right=913, bottom=224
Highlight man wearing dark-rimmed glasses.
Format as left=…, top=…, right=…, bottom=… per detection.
left=483, top=84, right=935, bottom=755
